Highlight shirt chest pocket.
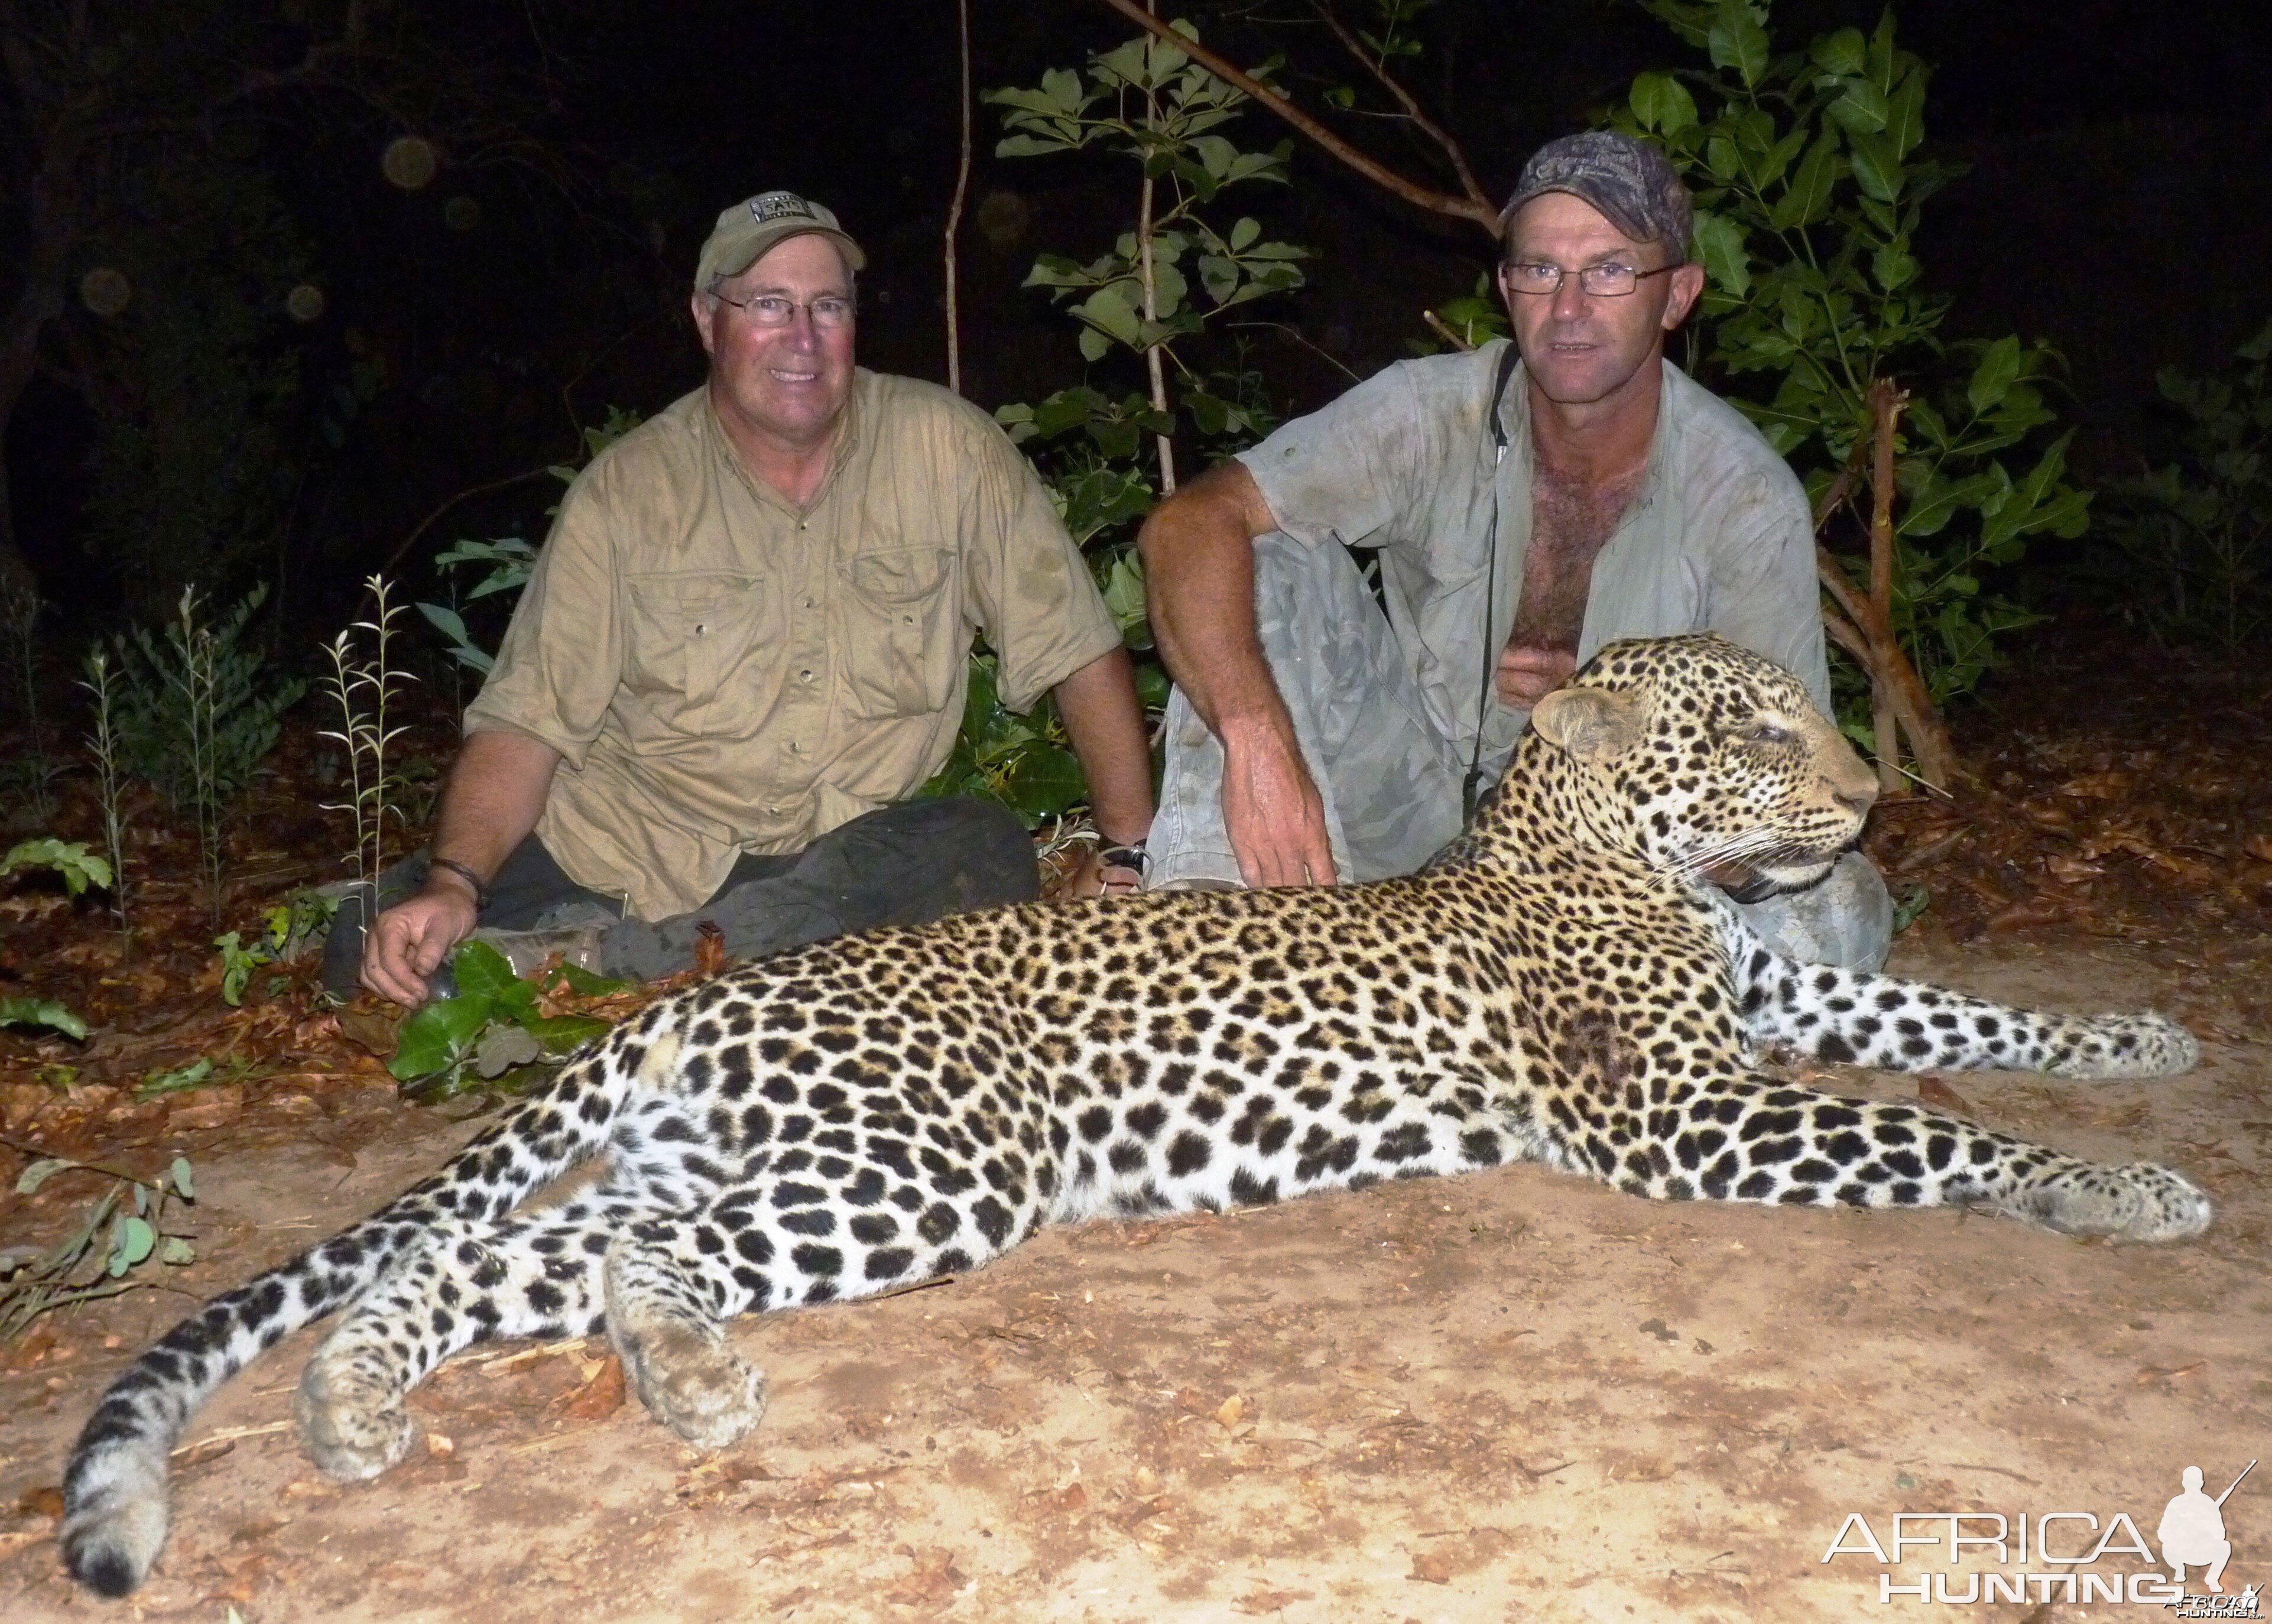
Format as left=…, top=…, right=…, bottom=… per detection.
left=839, top=547, right=964, bottom=720
left=622, top=573, right=775, bottom=711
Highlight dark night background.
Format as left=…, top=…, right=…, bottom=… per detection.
left=4, top=0, right=2269, bottom=634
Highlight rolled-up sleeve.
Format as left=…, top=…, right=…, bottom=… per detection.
left=460, top=468, right=626, bottom=769
left=1236, top=363, right=1427, bottom=550
left=962, top=418, right=1120, bottom=715
left=1705, top=468, right=1833, bottom=715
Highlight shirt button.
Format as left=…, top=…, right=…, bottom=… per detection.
left=798, top=668, right=814, bottom=681
left=803, top=597, right=815, bottom=609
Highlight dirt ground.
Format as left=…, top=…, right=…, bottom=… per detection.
left=1, top=927, right=2266, bottom=1624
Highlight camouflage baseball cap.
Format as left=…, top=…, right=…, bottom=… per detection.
left=694, top=190, right=867, bottom=289
left=1499, top=132, right=1693, bottom=256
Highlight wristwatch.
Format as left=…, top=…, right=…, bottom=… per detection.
left=1095, top=840, right=1148, bottom=878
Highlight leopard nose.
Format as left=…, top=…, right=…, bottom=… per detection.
left=1835, top=782, right=1877, bottom=817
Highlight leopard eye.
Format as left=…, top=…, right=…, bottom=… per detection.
left=1741, top=721, right=1796, bottom=746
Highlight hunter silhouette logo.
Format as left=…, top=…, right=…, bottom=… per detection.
left=2161, top=1461, right=2253, bottom=1594
left=1819, top=1456, right=2259, bottom=1610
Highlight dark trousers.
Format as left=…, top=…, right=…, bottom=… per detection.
left=371, top=797, right=1038, bottom=982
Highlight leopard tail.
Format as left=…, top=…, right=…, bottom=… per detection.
left=59, top=1021, right=681, bottom=1597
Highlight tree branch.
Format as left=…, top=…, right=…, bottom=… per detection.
left=1306, top=1, right=1490, bottom=212
left=944, top=0, right=972, bottom=394
left=1090, top=0, right=1499, bottom=238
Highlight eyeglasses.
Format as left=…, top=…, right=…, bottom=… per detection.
left=1502, top=261, right=1682, bottom=298
left=710, top=291, right=856, bottom=329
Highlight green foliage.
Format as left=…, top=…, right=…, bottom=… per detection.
left=976, top=20, right=1309, bottom=819
left=918, top=656, right=1088, bottom=826
left=0, top=841, right=104, bottom=1037
left=986, top=30, right=1309, bottom=382
left=1615, top=1, right=2089, bottom=714
left=111, top=584, right=306, bottom=917
left=417, top=540, right=538, bottom=676
left=416, top=408, right=644, bottom=675
left=213, top=891, right=336, bottom=1007
left=1410, top=273, right=1510, bottom=356
left=2, top=838, right=113, bottom=897
left=137, top=1058, right=218, bottom=1098
left=986, top=18, right=1309, bottom=594
left=388, top=940, right=624, bottom=1099
left=3, top=1155, right=197, bottom=1343
left=2099, top=317, right=2272, bottom=654
left=80, top=649, right=133, bottom=936
left=320, top=577, right=417, bottom=894
left=0, top=998, right=87, bottom=1041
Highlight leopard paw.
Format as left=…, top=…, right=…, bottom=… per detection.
left=615, top=1321, right=767, bottom=1451
left=2005, top=1162, right=2212, bottom=1243
left=295, top=1354, right=418, bottom=1481
left=2047, top=1012, right=2200, bottom=1080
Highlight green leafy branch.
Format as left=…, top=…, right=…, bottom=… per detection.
left=1617, top=0, right=2091, bottom=744
left=2100, top=316, right=2272, bottom=654
left=3, top=1149, right=198, bottom=1344
left=986, top=20, right=1310, bottom=497
left=387, top=940, right=625, bottom=1101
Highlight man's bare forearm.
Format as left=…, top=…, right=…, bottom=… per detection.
left=1137, top=460, right=1296, bottom=747
left=424, top=728, right=563, bottom=894
left=1051, top=647, right=1154, bottom=846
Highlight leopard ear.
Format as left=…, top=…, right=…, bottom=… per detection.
left=1530, top=686, right=1641, bottom=760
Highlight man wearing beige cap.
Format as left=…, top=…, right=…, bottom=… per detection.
left=348, top=190, right=1154, bottom=1006
left=1138, top=132, right=1890, bottom=969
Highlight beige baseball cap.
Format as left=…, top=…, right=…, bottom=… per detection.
left=694, top=190, right=867, bottom=289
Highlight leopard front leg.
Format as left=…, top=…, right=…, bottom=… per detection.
left=1601, top=1073, right=2209, bottom=1242
left=1727, top=940, right=2198, bottom=1079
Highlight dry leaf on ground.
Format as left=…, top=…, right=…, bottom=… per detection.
left=1918, top=1077, right=1975, bottom=1116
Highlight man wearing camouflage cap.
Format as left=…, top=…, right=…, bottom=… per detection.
left=1137, top=131, right=1891, bottom=969
left=350, top=191, right=1155, bottom=1006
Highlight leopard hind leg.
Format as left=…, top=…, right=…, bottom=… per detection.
left=296, top=1204, right=624, bottom=1479
left=604, top=1217, right=770, bottom=1450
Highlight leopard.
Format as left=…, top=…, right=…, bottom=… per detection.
left=60, top=632, right=2210, bottom=1599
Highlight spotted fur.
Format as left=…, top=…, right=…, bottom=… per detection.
left=61, top=634, right=2208, bottom=1597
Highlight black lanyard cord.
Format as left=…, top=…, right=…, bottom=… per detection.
left=1462, top=340, right=1524, bottom=824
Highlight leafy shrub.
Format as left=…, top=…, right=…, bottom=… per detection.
left=1615, top=0, right=2091, bottom=715
left=111, top=584, right=305, bottom=914
left=2099, top=316, right=2272, bottom=655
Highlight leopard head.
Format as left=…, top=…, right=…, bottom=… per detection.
left=1502, top=634, right=1878, bottom=898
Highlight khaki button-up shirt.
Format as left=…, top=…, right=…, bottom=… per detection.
left=1238, top=342, right=1830, bottom=769
left=463, top=371, right=1121, bottom=920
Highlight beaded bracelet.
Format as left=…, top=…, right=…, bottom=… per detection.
left=426, top=856, right=492, bottom=911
